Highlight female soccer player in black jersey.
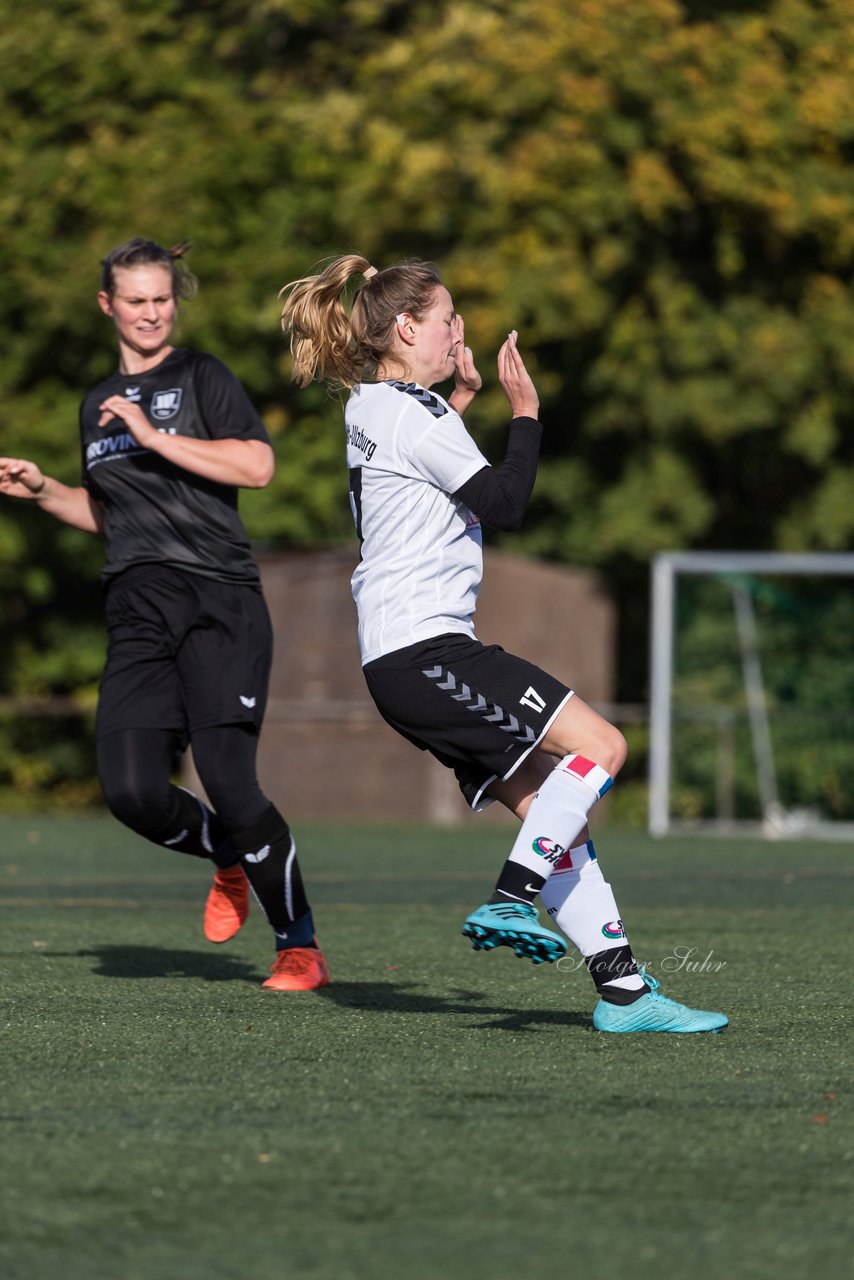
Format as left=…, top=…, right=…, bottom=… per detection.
left=0, top=238, right=328, bottom=992
left=279, top=254, right=726, bottom=1032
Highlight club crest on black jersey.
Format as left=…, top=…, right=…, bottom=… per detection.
left=150, top=388, right=183, bottom=420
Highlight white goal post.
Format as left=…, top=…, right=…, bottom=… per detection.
left=648, top=551, right=854, bottom=839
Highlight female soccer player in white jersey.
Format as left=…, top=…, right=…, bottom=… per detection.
left=279, top=254, right=727, bottom=1032
left=0, top=237, right=328, bottom=992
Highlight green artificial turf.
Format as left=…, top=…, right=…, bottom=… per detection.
left=0, top=815, right=851, bottom=1280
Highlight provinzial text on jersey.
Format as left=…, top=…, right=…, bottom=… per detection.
left=346, top=424, right=377, bottom=461
left=86, top=433, right=147, bottom=467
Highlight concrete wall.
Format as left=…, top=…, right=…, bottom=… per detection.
left=185, top=547, right=616, bottom=825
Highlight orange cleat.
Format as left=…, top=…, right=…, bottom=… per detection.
left=204, top=864, right=250, bottom=943
left=261, top=945, right=330, bottom=992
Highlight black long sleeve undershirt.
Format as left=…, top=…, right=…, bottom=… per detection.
left=453, top=416, right=543, bottom=530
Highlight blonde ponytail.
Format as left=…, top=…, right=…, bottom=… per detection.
left=280, top=254, right=443, bottom=390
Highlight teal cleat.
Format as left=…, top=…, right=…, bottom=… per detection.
left=462, top=900, right=568, bottom=965
left=593, top=972, right=728, bottom=1033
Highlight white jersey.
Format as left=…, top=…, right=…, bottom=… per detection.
left=345, top=380, right=490, bottom=665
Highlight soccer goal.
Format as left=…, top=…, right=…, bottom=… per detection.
left=648, top=551, right=854, bottom=839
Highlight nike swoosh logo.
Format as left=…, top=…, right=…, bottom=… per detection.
left=524, top=883, right=541, bottom=895
left=239, top=695, right=257, bottom=708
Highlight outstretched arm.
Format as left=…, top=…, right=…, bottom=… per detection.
left=98, top=398, right=275, bottom=488
left=0, top=458, right=103, bottom=534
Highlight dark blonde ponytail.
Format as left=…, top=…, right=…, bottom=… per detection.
left=280, top=254, right=443, bottom=389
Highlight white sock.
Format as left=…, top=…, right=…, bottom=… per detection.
left=540, top=841, right=646, bottom=991
left=501, top=754, right=614, bottom=885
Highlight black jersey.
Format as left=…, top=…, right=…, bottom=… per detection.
left=80, top=348, right=271, bottom=584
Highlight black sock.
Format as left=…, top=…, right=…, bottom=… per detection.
left=488, top=862, right=546, bottom=906
left=146, top=787, right=238, bottom=868
left=586, top=945, right=649, bottom=1005
left=230, top=804, right=315, bottom=947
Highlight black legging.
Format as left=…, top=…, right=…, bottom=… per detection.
left=96, top=723, right=269, bottom=837
left=97, top=723, right=312, bottom=934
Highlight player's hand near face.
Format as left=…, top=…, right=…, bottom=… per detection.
left=0, top=457, right=46, bottom=499
left=498, top=330, right=539, bottom=420
left=98, top=396, right=158, bottom=446
left=449, top=314, right=482, bottom=416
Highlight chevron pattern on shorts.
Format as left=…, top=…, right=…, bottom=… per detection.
left=421, top=665, right=537, bottom=745
left=389, top=381, right=449, bottom=419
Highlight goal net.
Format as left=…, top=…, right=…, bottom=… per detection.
left=649, top=552, right=854, bottom=839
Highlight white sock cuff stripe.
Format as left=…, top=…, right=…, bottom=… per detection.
left=552, top=839, right=597, bottom=875
left=560, top=754, right=613, bottom=799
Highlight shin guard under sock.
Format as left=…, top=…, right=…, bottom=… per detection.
left=539, top=840, right=647, bottom=1002
left=231, top=804, right=315, bottom=948
left=491, top=754, right=614, bottom=904
left=145, top=786, right=240, bottom=869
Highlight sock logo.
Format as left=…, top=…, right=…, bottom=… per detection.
left=245, top=844, right=271, bottom=864
left=602, top=920, right=625, bottom=939
left=553, top=841, right=597, bottom=874
left=532, top=836, right=566, bottom=864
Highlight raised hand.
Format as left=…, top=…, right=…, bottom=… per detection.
left=452, top=314, right=482, bottom=395
left=498, top=330, right=539, bottom=420
left=448, top=314, right=483, bottom=415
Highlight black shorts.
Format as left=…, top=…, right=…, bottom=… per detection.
left=96, top=565, right=273, bottom=742
left=363, top=633, right=573, bottom=810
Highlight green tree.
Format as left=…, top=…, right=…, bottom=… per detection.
left=3, top=0, right=854, bottom=805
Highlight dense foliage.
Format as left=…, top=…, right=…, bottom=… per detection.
left=2, top=0, right=854, bottom=808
